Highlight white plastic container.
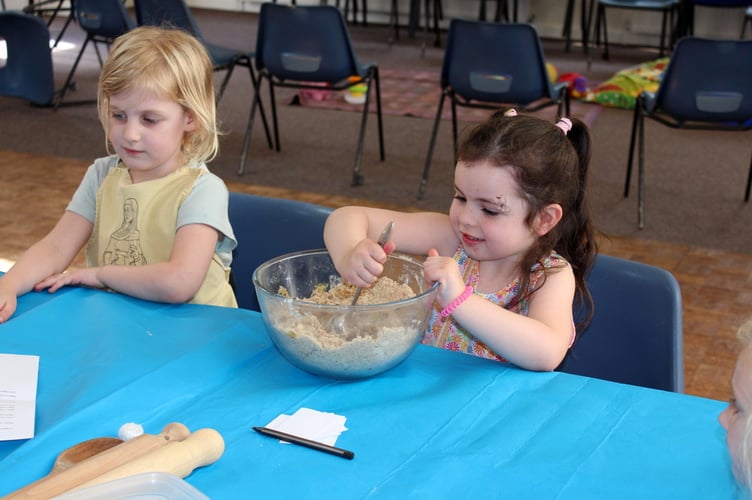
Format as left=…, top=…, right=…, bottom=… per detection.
left=52, top=472, right=209, bottom=500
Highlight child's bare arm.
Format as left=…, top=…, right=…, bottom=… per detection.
left=37, top=223, right=219, bottom=304
left=443, top=266, right=576, bottom=371
left=0, top=211, right=93, bottom=323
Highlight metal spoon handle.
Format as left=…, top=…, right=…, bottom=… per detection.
left=351, top=221, right=394, bottom=306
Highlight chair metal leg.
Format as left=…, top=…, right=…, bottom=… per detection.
left=601, top=5, right=610, bottom=60
left=388, top=0, right=399, bottom=44
left=658, top=10, right=668, bottom=57
left=582, top=0, right=596, bottom=68
left=420, top=0, right=441, bottom=56
left=268, top=82, right=281, bottom=153
left=563, top=0, right=575, bottom=52
left=742, top=8, right=751, bottom=39
left=51, top=7, right=74, bottom=48
left=244, top=62, right=273, bottom=150
left=479, top=0, right=487, bottom=20
left=238, top=77, right=265, bottom=176
left=624, top=102, right=641, bottom=198
left=478, top=0, right=504, bottom=22
left=352, top=76, right=372, bottom=187
left=432, top=0, right=442, bottom=47
left=497, top=0, right=508, bottom=22
left=745, top=150, right=752, bottom=202
left=344, top=0, right=367, bottom=25
left=237, top=68, right=275, bottom=176
left=418, top=92, right=446, bottom=199
left=450, top=97, right=458, bottom=162
left=668, top=6, right=678, bottom=50
left=637, top=105, right=645, bottom=229
left=54, top=37, right=90, bottom=110
left=421, top=0, right=429, bottom=56
left=373, top=67, right=385, bottom=162
left=216, top=67, right=235, bottom=104
left=353, top=67, right=385, bottom=186
left=93, top=42, right=106, bottom=67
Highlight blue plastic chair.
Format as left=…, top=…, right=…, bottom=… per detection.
left=239, top=3, right=385, bottom=187
left=624, top=36, right=752, bottom=228
left=55, top=0, right=135, bottom=109
left=419, top=19, right=569, bottom=199
left=594, top=0, right=679, bottom=59
left=559, top=254, right=684, bottom=393
left=227, top=192, right=333, bottom=311
left=0, top=12, right=55, bottom=106
left=133, top=0, right=272, bottom=148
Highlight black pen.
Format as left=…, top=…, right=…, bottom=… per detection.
left=253, top=426, right=355, bottom=460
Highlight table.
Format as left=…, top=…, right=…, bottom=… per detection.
left=0, top=286, right=738, bottom=498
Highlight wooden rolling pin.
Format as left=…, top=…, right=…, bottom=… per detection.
left=69, top=428, right=225, bottom=492
left=3, top=422, right=191, bottom=500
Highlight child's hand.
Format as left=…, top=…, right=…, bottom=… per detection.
left=339, top=238, right=394, bottom=288
left=423, top=248, right=466, bottom=308
left=0, top=287, right=18, bottom=324
left=34, top=267, right=105, bottom=294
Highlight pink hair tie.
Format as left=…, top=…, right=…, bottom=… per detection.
left=555, top=117, right=572, bottom=135
left=504, top=108, right=518, bottom=117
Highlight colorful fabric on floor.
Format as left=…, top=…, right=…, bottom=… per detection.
left=583, top=58, right=669, bottom=110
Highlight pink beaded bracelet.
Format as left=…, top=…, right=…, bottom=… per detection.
left=440, top=285, right=473, bottom=318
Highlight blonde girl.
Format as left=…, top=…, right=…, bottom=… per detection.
left=720, top=319, right=752, bottom=492
left=0, top=26, right=237, bottom=323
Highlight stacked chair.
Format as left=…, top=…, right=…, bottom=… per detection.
left=623, top=37, right=752, bottom=228
left=55, top=0, right=135, bottom=108
left=593, top=0, right=679, bottom=59
left=0, top=11, right=55, bottom=106
left=419, top=19, right=569, bottom=198
left=134, top=0, right=272, bottom=149
left=239, top=3, right=385, bottom=187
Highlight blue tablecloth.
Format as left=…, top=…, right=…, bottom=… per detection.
left=0, top=287, right=738, bottom=498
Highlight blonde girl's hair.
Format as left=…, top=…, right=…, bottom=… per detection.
left=97, top=26, right=219, bottom=165
left=739, top=319, right=752, bottom=491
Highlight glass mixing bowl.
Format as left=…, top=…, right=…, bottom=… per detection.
left=253, top=249, right=439, bottom=379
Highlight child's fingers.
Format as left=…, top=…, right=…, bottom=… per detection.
left=0, top=300, right=14, bottom=324
left=34, top=273, right=65, bottom=293
left=427, top=248, right=439, bottom=258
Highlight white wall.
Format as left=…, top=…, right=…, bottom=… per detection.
left=186, top=0, right=748, bottom=45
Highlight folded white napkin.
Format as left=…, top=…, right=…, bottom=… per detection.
left=265, top=407, right=348, bottom=446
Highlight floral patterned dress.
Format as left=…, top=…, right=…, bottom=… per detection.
left=421, top=246, right=570, bottom=362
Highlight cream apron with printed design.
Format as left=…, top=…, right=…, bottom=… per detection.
left=87, top=164, right=237, bottom=308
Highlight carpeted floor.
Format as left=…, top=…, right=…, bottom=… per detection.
left=284, top=68, right=603, bottom=127
left=0, top=8, right=750, bottom=253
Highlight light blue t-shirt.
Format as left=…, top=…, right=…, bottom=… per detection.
left=66, top=155, right=237, bottom=268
